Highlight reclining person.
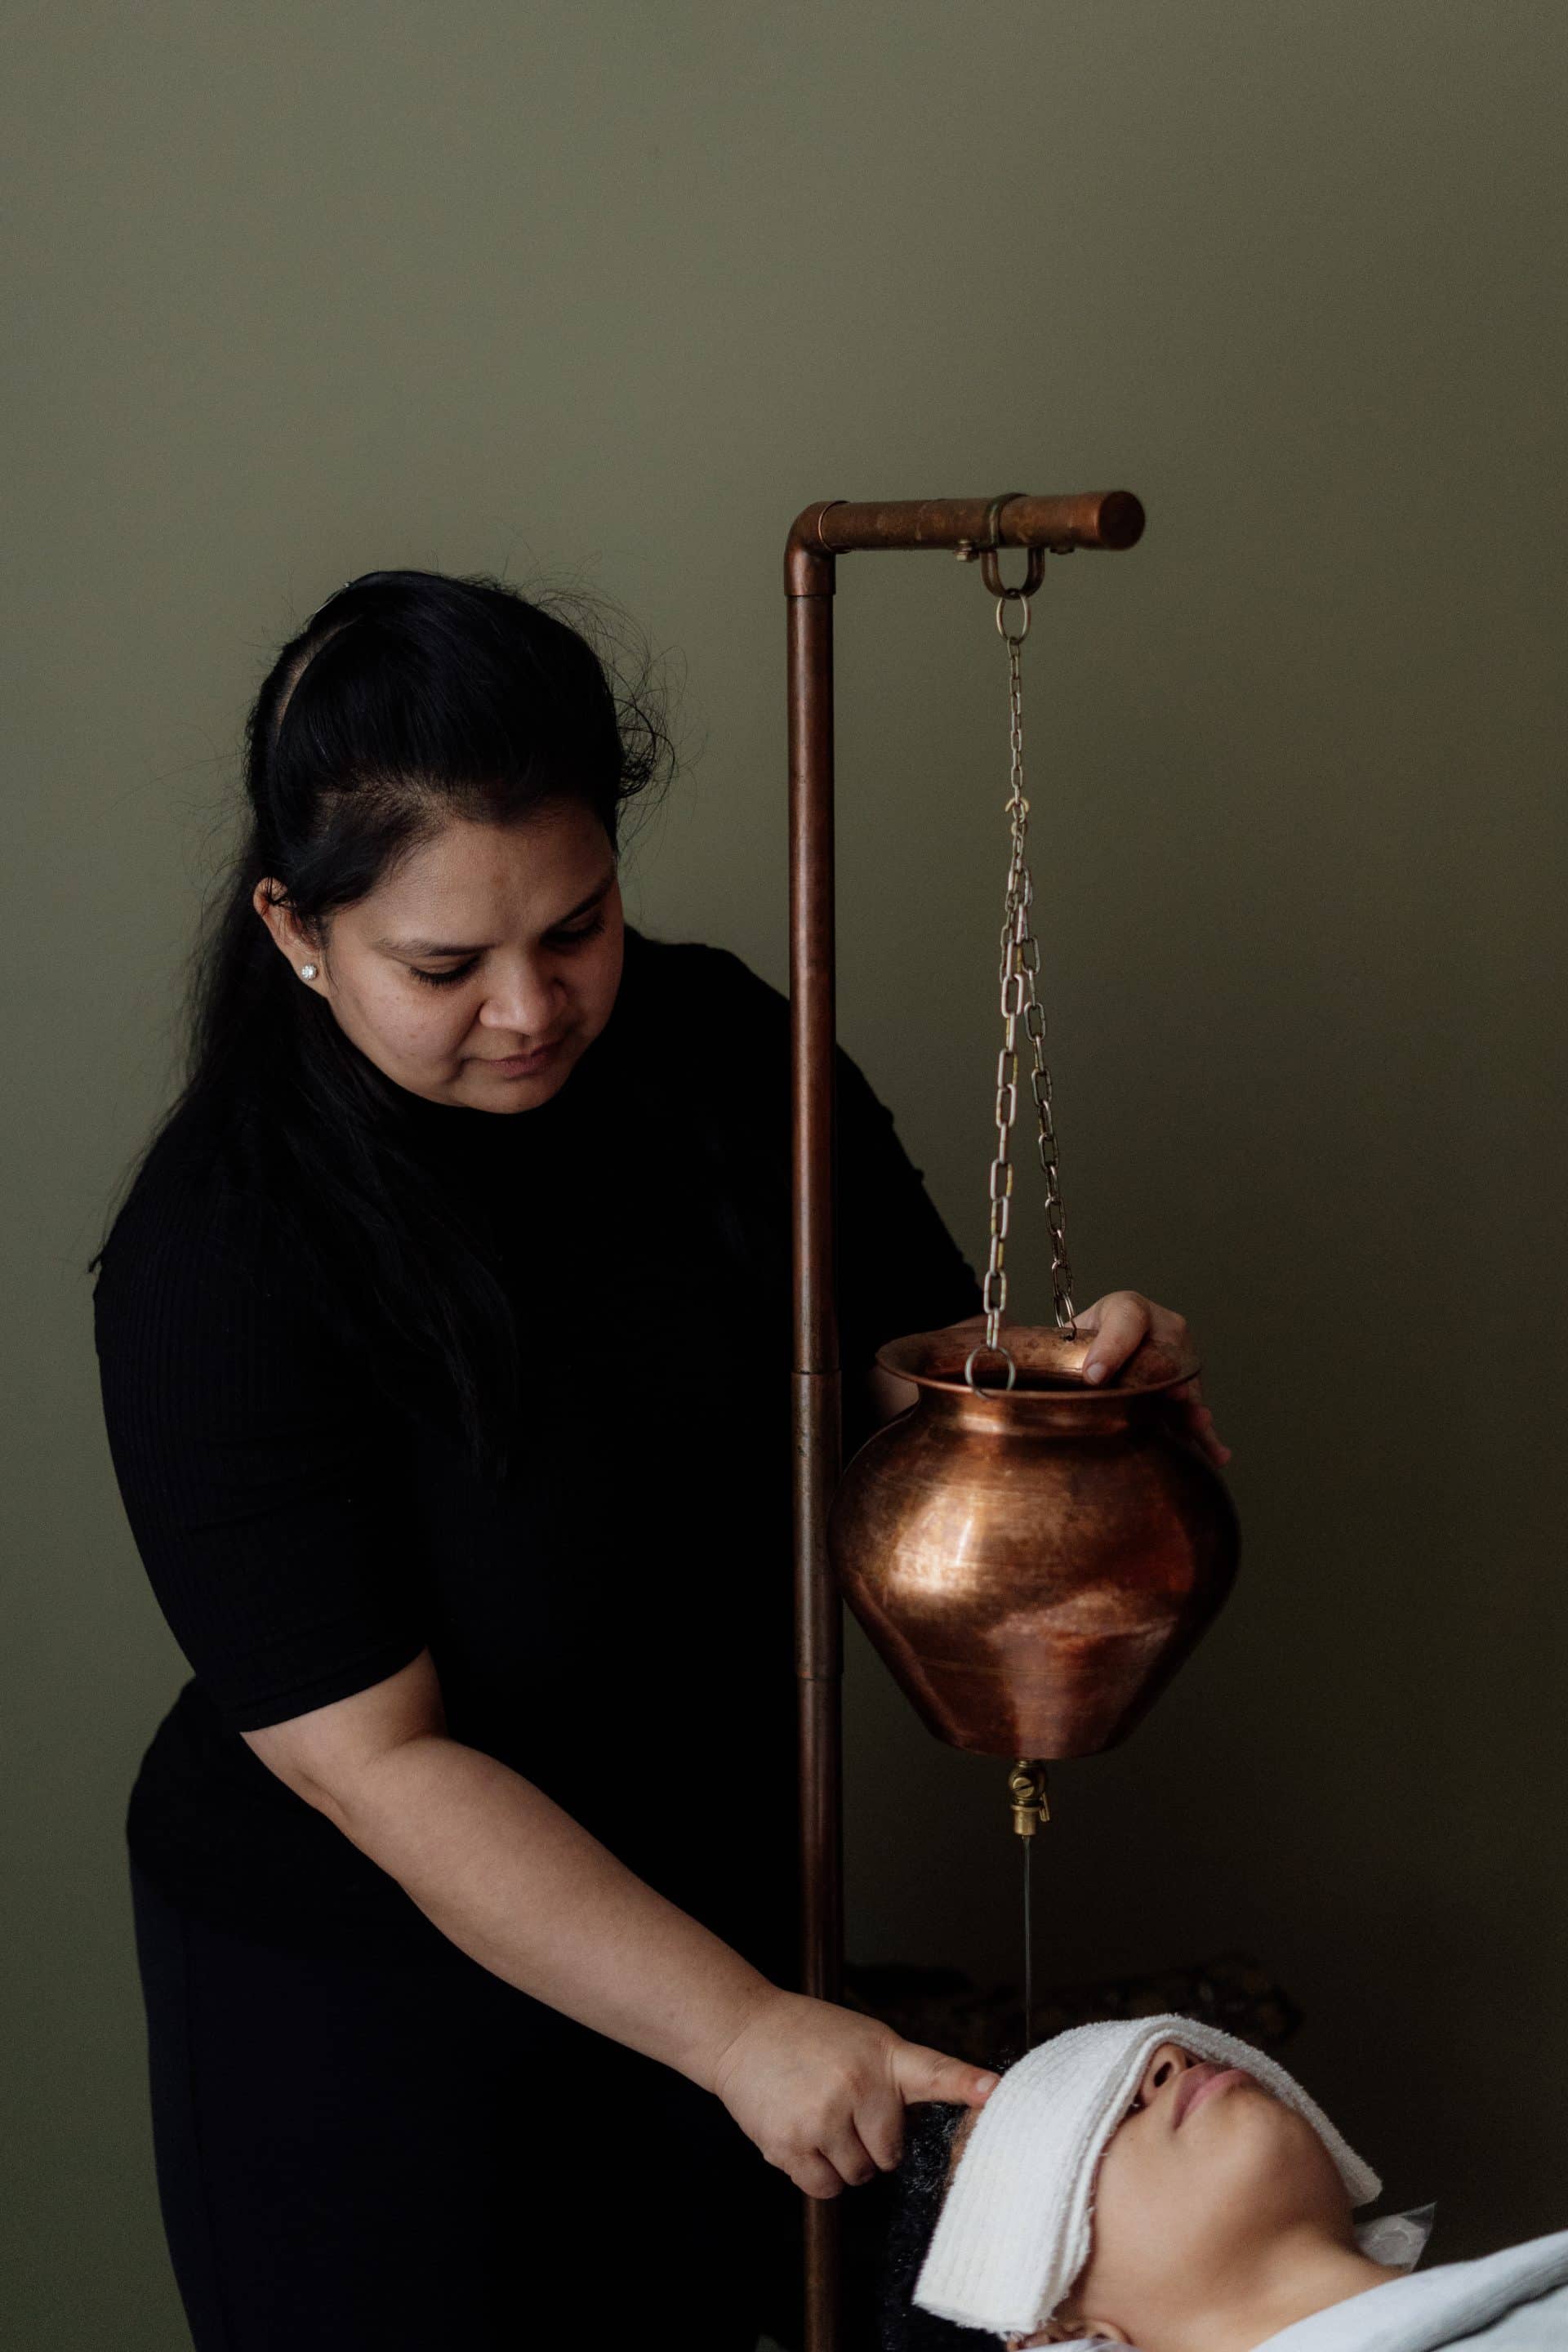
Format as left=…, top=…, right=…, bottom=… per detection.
left=893, top=2014, right=1568, bottom=2351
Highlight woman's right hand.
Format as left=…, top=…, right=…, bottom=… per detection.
left=708, top=1986, right=1000, bottom=2198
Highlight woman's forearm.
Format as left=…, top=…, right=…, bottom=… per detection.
left=323, top=1732, right=776, bottom=2087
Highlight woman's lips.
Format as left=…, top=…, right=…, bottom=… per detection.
left=1173, top=2065, right=1254, bottom=2127
left=482, top=1040, right=563, bottom=1075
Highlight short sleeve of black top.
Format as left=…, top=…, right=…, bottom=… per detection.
left=95, top=1160, right=429, bottom=1735
left=93, top=929, right=982, bottom=1962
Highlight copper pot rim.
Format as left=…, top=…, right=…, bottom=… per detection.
left=874, top=1316, right=1200, bottom=1401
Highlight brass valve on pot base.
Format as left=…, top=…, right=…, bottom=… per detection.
left=1009, top=1758, right=1050, bottom=1835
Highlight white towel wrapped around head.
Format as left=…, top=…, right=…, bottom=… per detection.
left=913, top=2013, right=1423, bottom=2341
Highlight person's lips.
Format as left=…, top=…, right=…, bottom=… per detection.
left=1173, top=2064, right=1254, bottom=2127
left=482, top=1037, right=564, bottom=1071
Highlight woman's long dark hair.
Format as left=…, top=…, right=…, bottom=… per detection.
left=92, top=567, right=679, bottom=1480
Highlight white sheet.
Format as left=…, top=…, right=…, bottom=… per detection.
left=1260, top=2231, right=1568, bottom=2350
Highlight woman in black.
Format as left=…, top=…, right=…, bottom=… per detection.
left=93, top=569, right=1227, bottom=2351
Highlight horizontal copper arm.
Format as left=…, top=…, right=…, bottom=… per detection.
left=785, top=489, right=1144, bottom=590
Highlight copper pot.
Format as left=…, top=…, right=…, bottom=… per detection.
left=828, top=1316, right=1240, bottom=1760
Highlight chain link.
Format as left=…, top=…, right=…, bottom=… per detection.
left=970, top=578, right=1076, bottom=1389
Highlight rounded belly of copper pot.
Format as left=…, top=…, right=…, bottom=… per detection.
left=828, top=1386, right=1240, bottom=1760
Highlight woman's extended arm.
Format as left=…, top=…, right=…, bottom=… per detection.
left=245, top=1646, right=997, bottom=2199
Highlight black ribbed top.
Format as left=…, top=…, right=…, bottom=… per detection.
left=93, top=928, right=982, bottom=1969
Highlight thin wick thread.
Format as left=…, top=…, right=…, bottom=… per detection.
left=1023, top=1834, right=1034, bottom=2051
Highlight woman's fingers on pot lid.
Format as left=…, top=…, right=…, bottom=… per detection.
left=1080, top=1290, right=1153, bottom=1380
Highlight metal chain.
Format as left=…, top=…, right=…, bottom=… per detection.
left=968, top=576, right=1076, bottom=1393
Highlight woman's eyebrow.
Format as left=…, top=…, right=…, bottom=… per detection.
left=374, top=872, right=616, bottom=957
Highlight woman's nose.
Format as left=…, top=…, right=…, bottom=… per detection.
left=477, top=958, right=561, bottom=1035
left=1136, top=2041, right=1195, bottom=2108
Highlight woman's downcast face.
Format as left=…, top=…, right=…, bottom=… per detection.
left=254, top=800, right=626, bottom=1111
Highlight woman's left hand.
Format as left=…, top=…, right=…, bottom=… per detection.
left=1075, top=1290, right=1232, bottom=1471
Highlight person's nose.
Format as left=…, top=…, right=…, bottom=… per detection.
left=1135, top=2041, right=1196, bottom=2109
left=476, top=954, right=564, bottom=1039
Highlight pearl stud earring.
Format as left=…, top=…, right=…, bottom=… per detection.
left=300, top=963, right=318, bottom=981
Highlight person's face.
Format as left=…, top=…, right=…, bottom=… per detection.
left=949, top=2040, right=1356, bottom=2350
left=255, top=801, right=625, bottom=1112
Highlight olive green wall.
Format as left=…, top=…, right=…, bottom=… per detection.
left=5, top=3, right=1564, bottom=2342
